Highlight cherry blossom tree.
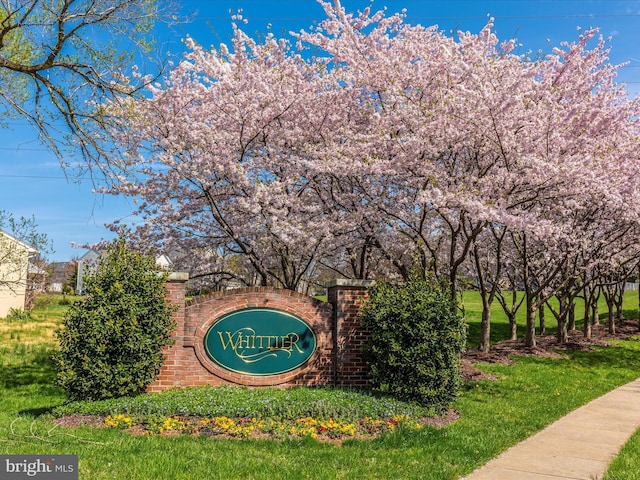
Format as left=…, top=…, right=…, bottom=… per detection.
left=103, top=27, right=359, bottom=289
left=102, top=0, right=640, bottom=348
left=296, top=3, right=539, bottom=300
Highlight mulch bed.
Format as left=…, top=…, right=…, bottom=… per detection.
left=54, top=414, right=106, bottom=428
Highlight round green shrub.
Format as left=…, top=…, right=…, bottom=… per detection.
left=359, top=275, right=466, bottom=410
left=54, top=238, right=176, bottom=401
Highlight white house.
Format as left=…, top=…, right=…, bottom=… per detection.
left=75, top=249, right=176, bottom=295
left=75, top=249, right=102, bottom=295
left=0, top=230, right=38, bottom=317
left=155, top=253, right=174, bottom=270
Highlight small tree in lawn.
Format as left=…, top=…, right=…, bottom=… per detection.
left=359, top=274, right=466, bottom=410
left=54, top=237, right=175, bottom=401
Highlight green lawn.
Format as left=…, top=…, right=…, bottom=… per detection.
left=463, top=289, right=639, bottom=347
left=604, top=426, right=640, bottom=479
left=1, top=292, right=640, bottom=479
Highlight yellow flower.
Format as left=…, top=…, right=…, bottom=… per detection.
left=162, top=417, right=186, bottom=431
left=103, top=414, right=133, bottom=429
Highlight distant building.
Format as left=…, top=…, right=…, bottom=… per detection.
left=0, top=230, right=38, bottom=317
left=47, top=261, right=76, bottom=293
left=48, top=262, right=67, bottom=293
left=155, top=254, right=174, bottom=270
left=25, top=262, right=48, bottom=310
left=28, top=263, right=48, bottom=292
left=75, top=249, right=101, bottom=295
left=75, top=249, right=176, bottom=295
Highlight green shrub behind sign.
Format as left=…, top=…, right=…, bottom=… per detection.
left=359, top=275, right=466, bottom=411
left=54, top=238, right=176, bottom=401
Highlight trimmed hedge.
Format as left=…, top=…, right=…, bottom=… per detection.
left=359, top=275, right=466, bottom=410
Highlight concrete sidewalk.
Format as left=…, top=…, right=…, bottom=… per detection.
left=462, top=378, right=640, bottom=480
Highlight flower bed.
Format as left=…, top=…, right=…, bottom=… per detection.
left=102, top=414, right=425, bottom=442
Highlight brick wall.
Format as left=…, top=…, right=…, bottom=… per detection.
left=147, top=276, right=374, bottom=392
left=327, top=279, right=374, bottom=388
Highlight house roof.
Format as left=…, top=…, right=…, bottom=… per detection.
left=78, top=249, right=102, bottom=261
left=77, top=249, right=176, bottom=267
left=28, top=264, right=48, bottom=275
left=156, top=254, right=174, bottom=269
left=49, top=262, right=71, bottom=282
left=0, top=229, right=38, bottom=254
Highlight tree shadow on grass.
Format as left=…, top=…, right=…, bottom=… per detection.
left=623, top=309, right=638, bottom=323
left=1, top=350, right=57, bottom=389
left=2, top=350, right=66, bottom=416
left=466, top=321, right=518, bottom=347
left=562, top=344, right=640, bottom=371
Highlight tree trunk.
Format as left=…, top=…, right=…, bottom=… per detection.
left=615, top=283, right=624, bottom=321
left=568, top=301, right=575, bottom=331
left=472, top=242, right=492, bottom=353
left=539, top=306, right=546, bottom=336
left=525, top=294, right=537, bottom=348
left=607, top=300, right=616, bottom=335
left=449, top=280, right=458, bottom=306
left=506, top=287, right=520, bottom=340
left=582, top=286, right=593, bottom=339
left=556, top=316, right=568, bottom=344
left=583, top=295, right=590, bottom=334
left=478, top=304, right=491, bottom=353
left=616, top=299, right=623, bottom=321
left=509, top=313, right=518, bottom=341
left=549, top=290, right=570, bottom=344
left=583, top=313, right=592, bottom=339
left=591, top=299, right=600, bottom=326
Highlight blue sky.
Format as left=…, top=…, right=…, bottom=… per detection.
left=1, top=0, right=639, bottom=262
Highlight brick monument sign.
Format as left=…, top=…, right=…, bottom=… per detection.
left=147, top=275, right=374, bottom=392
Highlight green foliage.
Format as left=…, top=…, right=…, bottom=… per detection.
left=52, top=385, right=432, bottom=422
left=53, top=238, right=175, bottom=401
left=4, top=307, right=32, bottom=321
left=360, top=276, right=466, bottom=410
left=0, top=7, right=33, bottom=120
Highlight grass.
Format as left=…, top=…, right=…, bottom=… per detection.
left=52, top=386, right=433, bottom=421
left=604, top=423, right=640, bottom=479
left=1, top=292, right=640, bottom=479
left=464, top=289, right=639, bottom=347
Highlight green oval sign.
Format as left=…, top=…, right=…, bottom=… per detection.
left=203, top=308, right=317, bottom=376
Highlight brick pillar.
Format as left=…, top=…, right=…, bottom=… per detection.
left=147, top=272, right=189, bottom=392
left=165, top=272, right=189, bottom=338
left=326, top=279, right=375, bottom=389
left=165, top=272, right=189, bottom=340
